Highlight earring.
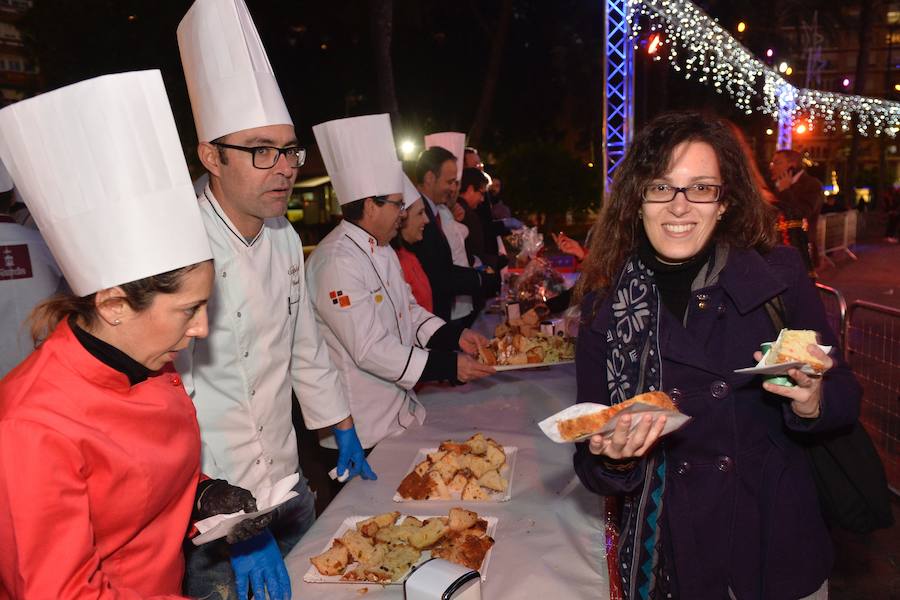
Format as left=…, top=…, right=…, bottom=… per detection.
left=717, top=213, right=724, bottom=221
left=113, top=319, right=121, bottom=326
left=638, top=211, right=643, bottom=220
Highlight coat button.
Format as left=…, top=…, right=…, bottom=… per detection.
left=710, top=380, right=730, bottom=399
left=675, top=460, right=691, bottom=475
left=717, top=304, right=726, bottom=314
left=697, top=301, right=707, bottom=310
left=668, top=388, right=684, bottom=403
left=170, top=375, right=182, bottom=387
left=716, top=455, right=733, bottom=472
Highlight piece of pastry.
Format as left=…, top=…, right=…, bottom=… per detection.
left=767, top=329, right=825, bottom=373
left=555, top=391, right=677, bottom=442
left=310, top=539, right=349, bottom=576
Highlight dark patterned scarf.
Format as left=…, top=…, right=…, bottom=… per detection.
left=605, top=253, right=667, bottom=600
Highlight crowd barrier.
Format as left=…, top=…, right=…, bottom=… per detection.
left=817, top=209, right=858, bottom=267
left=815, top=282, right=848, bottom=349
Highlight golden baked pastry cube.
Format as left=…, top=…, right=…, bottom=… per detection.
left=439, top=441, right=471, bottom=455
left=340, top=564, right=392, bottom=583
left=380, top=543, right=422, bottom=580
left=310, top=539, right=349, bottom=576
left=461, top=478, right=491, bottom=501
left=465, top=433, right=488, bottom=455
left=340, top=529, right=384, bottom=566
left=449, top=507, right=479, bottom=532
left=425, top=470, right=451, bottom=500
left=457, top=454, right=493, bottom=478
left=427, top=450, right=448, bottom=463
left=478, top=469, right=508, bottom=493
left=356, top=511, right=400, bottom=537
left=448, top=471, right=470, bottom=493
left=374, top=524, right=417, bottom=545
left=413, top=459, right=432, bottom=477
left=484, top=444, right=506, bottom=469
left=401, top=516, right=424, bottom=527
left=408, top=517, right=449, bottom=549
left=433, top=452, right=461, bottom=483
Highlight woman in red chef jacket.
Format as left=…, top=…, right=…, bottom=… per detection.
left=0, top=71, right=287, bottom=600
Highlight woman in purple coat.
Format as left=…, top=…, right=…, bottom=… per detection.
left=572, top=112, right=860, bottom=600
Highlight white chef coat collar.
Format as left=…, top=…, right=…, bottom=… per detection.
left=202, top=185, right=265, bottom=247
left=341, top=218, right=384, bottom=254
left=791, top=169, right=804, bottom=185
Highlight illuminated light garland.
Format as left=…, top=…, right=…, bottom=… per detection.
left=627, top=0, right=900, bottom=137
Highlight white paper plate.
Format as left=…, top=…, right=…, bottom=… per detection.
left=539, top=401, right=691, bottom=443
left=492, top=360, right=574, bottom=372
left=302, top=515, right=499, bottom=584
left=733, top=343, right=831, bottom=376
left=192, top=492, right=298, bottom=545
left=393, top=446, right=518, bottom=502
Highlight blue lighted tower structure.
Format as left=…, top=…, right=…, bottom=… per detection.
left=603, top=0, right=634, bottom=188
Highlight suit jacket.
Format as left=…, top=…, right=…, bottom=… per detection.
left=410, top=198, right=482, bottom=321
left=775, top=171, right=824, bottom=235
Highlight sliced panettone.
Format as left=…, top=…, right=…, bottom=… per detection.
left=457, top=454, right=493, bottom=478
left=356, top=511, right=400, bottom=537
left=379, top=543, right=422, bottom=581
left=465, top=433, right=488, bottom=455
left=431, top=534, right=495, bottom=571
left=448, top=507, right=479, bottom=532
left=340, top=564, right=392, bottom=583
left=310, top=539, right=350, bottom=576
left=556, top=391, right=676, bottom=442
left=408, top=518, right=448, bottom=549
left=432, top=452, right=461, bottom=483
left=425, top=470, right=451, bottom=500
left=396, top=471, right=430, bottom=500
left=477, top=469, right=508, bottom=493
left=340, top=529, right=385, bottom=566
left=767, top=329, right=826, bottom=373
left=439, top=440, right=472, bottom=455
left=448, top=471, right=470, bottom=494
left=427, top=449, right=448, bottom=463
left=461, top=478, right=491, bottom=501
left=484, top=444, right=506, bottom=469
left=413, top=459, right=432, bottom=477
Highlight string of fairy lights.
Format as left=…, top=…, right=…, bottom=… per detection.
left=626, top=0, right=900, bottom=137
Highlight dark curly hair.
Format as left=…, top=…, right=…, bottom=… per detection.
left=575, top=111, right=778, bottom=301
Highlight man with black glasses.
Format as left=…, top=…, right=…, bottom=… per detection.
left=176, top=0, right=372, bottom=598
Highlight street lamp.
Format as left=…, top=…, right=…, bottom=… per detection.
left=737, top=21, right=747, bottom=33
left=778, top=62, right=789, bottom=74
left=399, top=140, right=417, bottom=161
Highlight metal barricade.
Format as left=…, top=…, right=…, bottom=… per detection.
left=814, top=282, right=847, bottom=350
left=817, top=210, right=858, bottom=267
left=844, top=301, right=900, bottom=494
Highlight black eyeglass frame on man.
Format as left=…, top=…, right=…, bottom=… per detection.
left=211, top=142, right=307, bottom=170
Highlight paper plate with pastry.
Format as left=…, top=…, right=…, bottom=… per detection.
left=394, top=433, right=517, bottom=502
left=304, top=508, right=498, bottom=584
left=538, top=391, right=691, bottom=443
left=734, top=329, right=832, bottom=377
left=477, top=331, right=575, bottom=371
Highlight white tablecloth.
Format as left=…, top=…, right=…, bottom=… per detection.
left=285, top=362, right=610, bottom=599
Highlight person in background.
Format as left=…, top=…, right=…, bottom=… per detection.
left=883, top=184, right=899, bottom=243
left=769, top=150, right=824, bottom=275
left=0, top=70, right=278, bottom=600
left=410, top=146, right=496, bottom=321
left=0, top=161, right=65, bottom=378
left=573, top=112, right=859, bottom=600
left=177, top=1, right=370, bottom=597
left=393, top=186, right=434, bottom=312
left=307, top=114, right=493, bottom=490
left=459, top=167, right=507, bottom=272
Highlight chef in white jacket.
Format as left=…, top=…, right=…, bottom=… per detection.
left=306, top=114, right=494, bottom=453
left=176, top=0, right=372, bottom=597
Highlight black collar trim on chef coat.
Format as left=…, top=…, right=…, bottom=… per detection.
left=70, top=319, right=154, bottom=386
left=203, top=190, right=264, bottom=248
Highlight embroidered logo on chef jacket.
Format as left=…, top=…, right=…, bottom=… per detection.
left=0, top=245, right=33, bottom=280
left=329, top=290, right=351, bottom=307
left=288, top=264, right=301, bottom=285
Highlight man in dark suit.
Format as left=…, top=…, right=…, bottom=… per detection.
left=411, top=147, right=496, bottom=321
left=459, top=167, right=507, bottom=272
left=770, top=150, right=824, bottom=275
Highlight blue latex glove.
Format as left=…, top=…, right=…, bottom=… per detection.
left=229, top=530, right=291, bottom=600
left=334, top=425, right=377, bottom=481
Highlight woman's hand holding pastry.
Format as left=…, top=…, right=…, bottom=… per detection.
left=588, top=413, right=667, bottom=459
left=758, top=344, right=833, bottom=419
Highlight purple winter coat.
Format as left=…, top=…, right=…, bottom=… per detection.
left=574, top=245, right=861, bottom=600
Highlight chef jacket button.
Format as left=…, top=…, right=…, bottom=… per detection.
left=716, top=455, right=734, bottom=473
left=171, top=375, right=182, bottom=387
left=267, top=458, right=274, bottom=465
left=251, top=389, right=256, bottom=397
left=675, top=460, right=691, bottom=475
left=257, top=425, right=263, bottom=432
left=668, top=388, right=684, bottom=403
left=222, top=271, right=227, bottom=278
left=236, top=311, right=242, bottom=318
left=255, top=459, right=261, bottom=465
left=710, top=380, right=730, bottom=399
left=243, top=351, right=249, bottom=358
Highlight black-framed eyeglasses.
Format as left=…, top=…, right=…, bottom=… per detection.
left=374, top=196, right=406, bottom=210
left=641, top=183, right=723, bottom=204
left=212, top=142, right=306, bottom=169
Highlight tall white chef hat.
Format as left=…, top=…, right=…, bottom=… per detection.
left=424, top=132, right=465, bottom=180
left=178, top=0, right=292, bottom=143
left=313, top=113, right=404, bottom=206
left=0, top=157, right=13, bottom=193
left=402, top=174, right=420, bottom=209
left=0, top=70, right=212, bottom=296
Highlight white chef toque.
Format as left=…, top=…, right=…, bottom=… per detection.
left=178, top=0, right=293, bottom=142
left=402, top=175, right=420, bottom=209
left=0, top=157, right=13, bottom=193
left=424, top=132, right=465, bottom=180
left=0, top=70, right=212, bottom=296
left=313, top=114, right=404, bottom=206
